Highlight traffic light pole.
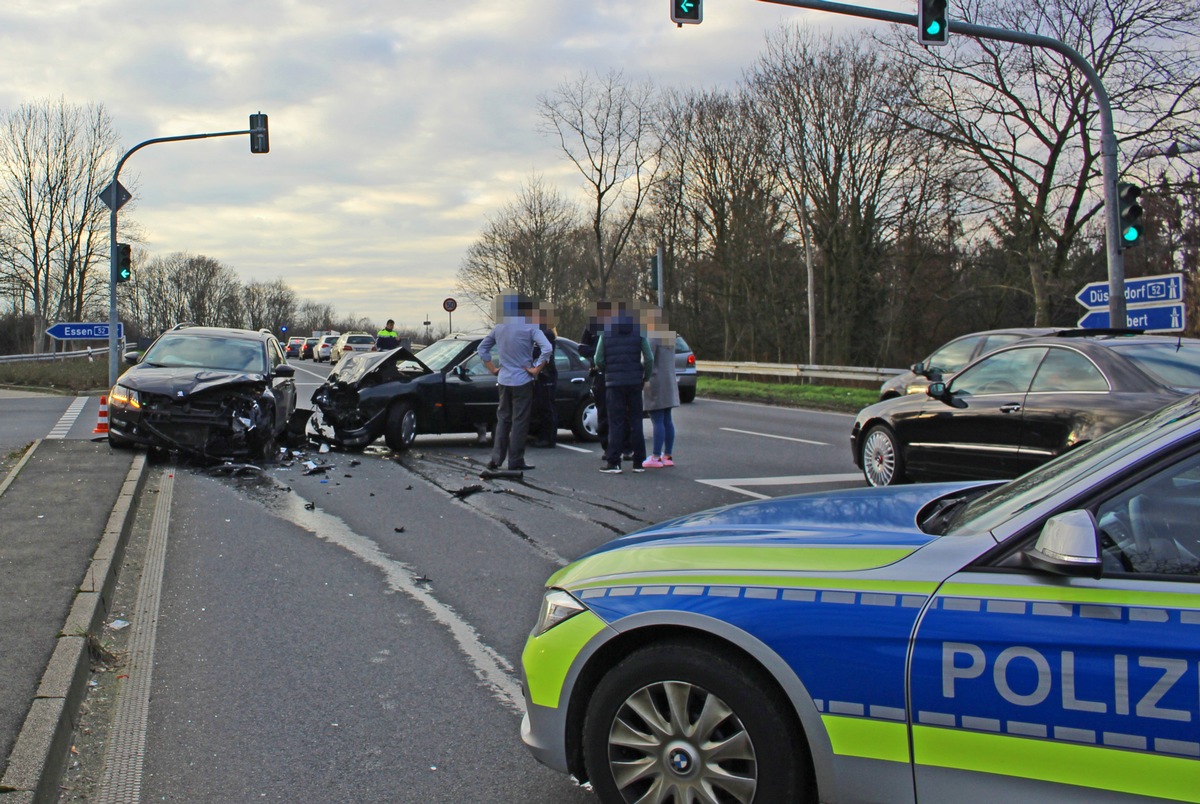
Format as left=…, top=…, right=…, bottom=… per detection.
left=106, top=121, right=267, bottom=387
left=757, top=0, right=1128, bottom=327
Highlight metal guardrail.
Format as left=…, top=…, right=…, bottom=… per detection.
left=0, top=348, right=101, bottom=364
left=697, top=360, right=903, bottom=384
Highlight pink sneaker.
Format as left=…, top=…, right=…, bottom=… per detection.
left=662, top=455, right=674, bottom=467
left=642, top=456, right=664, bottom=468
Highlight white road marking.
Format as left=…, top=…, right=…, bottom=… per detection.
left=46, top=395, right=88, bottom=439
left=554, top=442, right=593, bottom=454
left=697, top=473, right=864, bottom=500
left=720, top=427, right=829, bottom=446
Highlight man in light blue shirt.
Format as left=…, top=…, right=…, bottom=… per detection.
left=478, top=293, right=551, bottom=471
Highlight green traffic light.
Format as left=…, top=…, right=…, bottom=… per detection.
left=926, top=21, right=942, bottom=35
left=1123, top=228, right=1141, bottom=243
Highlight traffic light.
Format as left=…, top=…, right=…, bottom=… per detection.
left=1117, top=182, right=1143, bottom=248
left=250, top=112, right=269, bottom=154
left=116, top=243, right=132, bottom=282
left=918, top=0, right=948, bottom=46
left=671, top=0, right=702, bottom=26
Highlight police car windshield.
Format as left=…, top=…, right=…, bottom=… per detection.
left=942, top=395, right=1200, bottom=535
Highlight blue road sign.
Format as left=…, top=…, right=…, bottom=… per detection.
left=46, top=322, right=124, bottom=340
left=1077, top=304, right=1185, bottom=332
left=1075, top=273, right=1183, bottom=309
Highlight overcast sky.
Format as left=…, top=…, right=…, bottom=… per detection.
left=0, top=0, right=899, bottom=333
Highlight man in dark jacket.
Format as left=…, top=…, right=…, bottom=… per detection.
left=530, top=304, right=559, bottom=447
left=577, top=301, right=611, bottom=452
left=595, top=302, right=653, bottom=474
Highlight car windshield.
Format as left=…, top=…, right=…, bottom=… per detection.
left=142, top=333, right=266, bottom=373
left=941, top=395, right=1200, bottom=535
left=1110, top=341, right=1200, bottom=389
left=414, top=339, right=471, bottom=370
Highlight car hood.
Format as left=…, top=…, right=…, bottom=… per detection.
left=328, top=347, right=429, bottom=385
left=549, top=483, right=976, bottom=590
left=120, top=366, right=266, bottom=397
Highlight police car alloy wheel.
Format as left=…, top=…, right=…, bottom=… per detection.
left=582, top=641, right=809, bottom=803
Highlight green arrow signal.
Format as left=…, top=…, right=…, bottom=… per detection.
left=680, top=0, right=694, bottom=11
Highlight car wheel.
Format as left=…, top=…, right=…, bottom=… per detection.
left=384, top=401, right=418, bottom=451
left=107, top=430, right=134, bottom=450
left=572, top=399, right=600, bottom=442
left=679, top=385, right=696, bottom=404
left=861, top=424, right=905, bottom=487
left=583, top=641, right=809, bottom=804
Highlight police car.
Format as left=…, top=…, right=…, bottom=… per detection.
left=521, top=395, right=1200, bottom=802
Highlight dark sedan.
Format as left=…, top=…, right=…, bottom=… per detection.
left=306, top=334, right=597, bottom=451
left=853, top=332, right=1200, bottom=486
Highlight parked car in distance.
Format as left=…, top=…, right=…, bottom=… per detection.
left=330, top=332, right=376, bottom=364
left=879, top=327, right=1063, bottom=400
left=285, top=336, right=306, bottom=359
left=853, top=331, right=1200, bottom=486
left=521, top=392, right=1200, bottom=802
left=302, top=337, right=319, bottom=360
left=675, top=334, right=696, bottom=403
left=107, top=324, right=297, bottom=460
left=314, top=335, right=336, bottom=363
left=307, top=335, right=597, bottom=451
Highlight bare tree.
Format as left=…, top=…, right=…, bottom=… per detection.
left=538, top=69, right=662, bottom=299
left=886, top=0, right=1200, bottom=324
left=0, top=99, right=119, bottom=350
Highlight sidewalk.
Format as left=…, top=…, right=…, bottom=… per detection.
left=0, top=438, right=146, bottom=802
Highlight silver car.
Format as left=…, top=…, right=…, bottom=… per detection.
left=675, top=334, right=696, bottom=403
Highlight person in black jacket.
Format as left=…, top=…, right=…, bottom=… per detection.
left=595, top=302, right=653, bottom=474
left=530, top=304, right=559, bottom=447
left=578, top=301, right=611, bottom=452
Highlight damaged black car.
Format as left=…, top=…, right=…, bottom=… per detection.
left=307, top=334, right=598, bottom=451
left=107, top=325, right=298, bottom=460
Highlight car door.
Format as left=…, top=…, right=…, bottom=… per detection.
left=267, top=339, right=296, bottom=432
left=900, top=347, right=1046, bottom=481
left=1016, top=347, right=1112, bottom=475
left=553, top=340, right=591, bottom=421
left=445, top=350, right=499, bottom=431
left=907, top=450, right=1200, bottom=801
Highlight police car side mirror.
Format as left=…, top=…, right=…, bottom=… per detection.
left=1026, top=510, right=1103, bottom=577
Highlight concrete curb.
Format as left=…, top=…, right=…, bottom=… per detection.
left=0, top=448, right=148, bottom=802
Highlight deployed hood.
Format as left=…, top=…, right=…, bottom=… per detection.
left=121, top=366, right=265, bottom=398
left=549, top=483, right=980, bottom=589
left=328, top=347, right=428, bottom=385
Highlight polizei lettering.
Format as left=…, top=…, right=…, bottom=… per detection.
left=942, top=642, right=1196, bottom=722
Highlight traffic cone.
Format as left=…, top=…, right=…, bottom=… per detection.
left=93, top=395, right=109, bottom=434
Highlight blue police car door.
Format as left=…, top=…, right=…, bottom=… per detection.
left=908, top=450, right=1200, bottom=801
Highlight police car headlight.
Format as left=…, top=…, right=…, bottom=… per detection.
left=534, top=589, right=586, bottom=636
left=110, top=384, right=141, bottom=410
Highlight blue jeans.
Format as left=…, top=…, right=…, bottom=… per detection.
left=649, top=408, right=675, bottom=456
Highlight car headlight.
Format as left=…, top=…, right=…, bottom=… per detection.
left=109, top=384, right=141, bottom=410
left=534, top=589, right=586, bottom=636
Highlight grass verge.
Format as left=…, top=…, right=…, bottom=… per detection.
left=0, top=359, right=110, bottom=395
left=697, top=376, right=877, bottom=414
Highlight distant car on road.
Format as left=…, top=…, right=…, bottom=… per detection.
left=108, top=325, right=297, bottom=460
left=314, top=335, right=336, bottom=363
left=853, top=331, right=1200, bottom=486
left=307, top=335, right=597, bottom=451
left=285, top=336, right=306, bottom=359
left=879, top=327, right=1062, bottom=400
left=330, top=332, right=376, bottom=364
left=302, top=337, right=319, bottom=360
left=675, top=334, right=696, bottom=403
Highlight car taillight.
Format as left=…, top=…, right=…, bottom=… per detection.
left=687, top=354, right=696, bottom=367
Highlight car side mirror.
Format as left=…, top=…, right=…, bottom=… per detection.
left=274, top=364, right=296, bottom=378
left=1026, top=510, right=1102, bottom=577
left=123, top=350, right=140, bottom=365
left=911, top=361, right=927, bottom=375
left=926, top=381, right=947, bottom=399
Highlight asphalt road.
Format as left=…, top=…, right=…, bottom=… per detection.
left=7, top=384, right=865, bottom=801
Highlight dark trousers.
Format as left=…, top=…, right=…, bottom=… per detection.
left=604, top=384, right=646, bottom=465
left=492, top=383, right=534, bottom=469
left=593, top=373, right=609, bottom=450
left=532, top=379, right=557, bottom=444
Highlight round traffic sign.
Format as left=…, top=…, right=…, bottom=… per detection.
left=443, top=298, right=458, bottom=313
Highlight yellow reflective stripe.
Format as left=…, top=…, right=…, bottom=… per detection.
left=822, top=715, right=911, bottom=763
left=914, top=726, right=1200, bottom=802
left=939, top=581, right=1200, bottom=610
left=549, top=547, right=917, bottom=587
left=521, top=611, right=606, bottom=709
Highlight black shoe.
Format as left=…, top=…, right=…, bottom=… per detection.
left=510, top=463, right=536, bottom=471
left=485, top=461, right=500, bottom=471
left=632, top=463, right=646, bottom=473
left=600, top=463, right=622, bottom=474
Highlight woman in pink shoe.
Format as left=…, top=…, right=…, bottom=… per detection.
left=642, top=309, right=680, bottom=468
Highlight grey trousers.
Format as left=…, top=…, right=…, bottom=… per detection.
left=491, top=382, right=534, bottom=469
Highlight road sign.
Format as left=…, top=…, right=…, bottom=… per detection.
left=1077, top=304, right=1185, bottom=332
left=443, top=298, right=458, bottom=313
left=46, top=322, right=124, bottom=341
left=97, top=181, right=132, bottom=212
left=1075, top=273, right=1183, bottom=310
